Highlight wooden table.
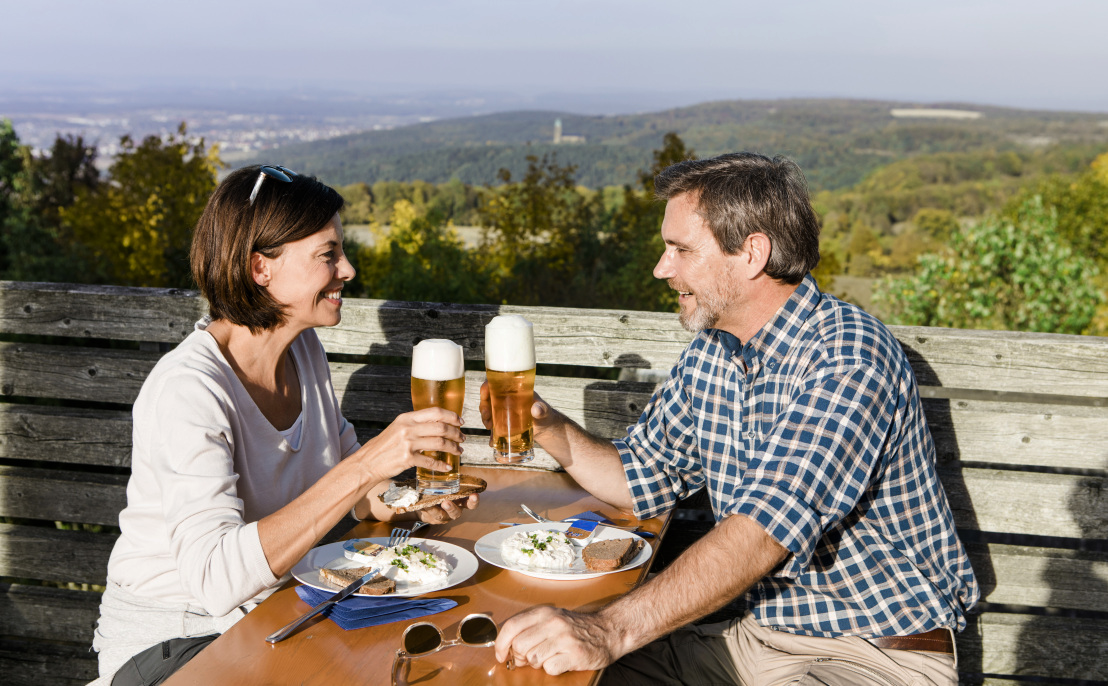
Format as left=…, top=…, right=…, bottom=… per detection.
left=165, top=467, right=670, bottom=686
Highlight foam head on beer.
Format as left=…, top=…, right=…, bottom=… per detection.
left=484, top=315, right=535, bottom=372
left=412, top=339, right=465, bottom=380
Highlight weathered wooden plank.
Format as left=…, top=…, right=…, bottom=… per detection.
left=0, top=583, right=101, bottom=644
left=969, top=543, right=1108, bottom=612
left=925, top=398, right=1108, bottom=470
left=0, top=405, right=132, bottom=467
left=959, top=612, right=1108, bottom=682
left=0, top=466, right=128, bottom=526
left=6, top=368, right=1108, bottom=475
left=895, top=325, right=1108, bottom=399
left=0, top=639, right=99, bottom=686
left=0, top=523, right=116, bottom=585
left=0, top=341, right=158, bottom=404
left=6, top=283, right=1108, bottom=397
left=941, top=466, right=1108, bottom=539
left=0, top=280, right=203, bottom=343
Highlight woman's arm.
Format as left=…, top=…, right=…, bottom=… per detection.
left=255, top=406, right=465, bottom=577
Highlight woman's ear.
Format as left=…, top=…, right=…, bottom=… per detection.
left=251, top=252, right=271, bottom=287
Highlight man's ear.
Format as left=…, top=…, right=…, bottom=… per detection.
left=741, top=233, right=772, bottom=277
left=251, top=252, right=271, bottom=287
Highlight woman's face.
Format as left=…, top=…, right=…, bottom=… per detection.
left=259, top=213, right=356, bottom=331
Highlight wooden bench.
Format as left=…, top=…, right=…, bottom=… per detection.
left=1, top=280, right=1105, bottom=685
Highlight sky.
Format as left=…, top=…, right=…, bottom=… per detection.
left=2, top=0, right=1107, bottom=113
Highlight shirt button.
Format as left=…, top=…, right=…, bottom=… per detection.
left=746, top=430, right=756, bottom=439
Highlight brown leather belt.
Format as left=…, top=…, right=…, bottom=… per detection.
left=867, top=628, right=954, bottom=654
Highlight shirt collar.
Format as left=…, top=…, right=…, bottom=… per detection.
left=710, top=273, right=822, bottom=366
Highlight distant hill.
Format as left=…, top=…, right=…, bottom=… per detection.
left=240, top=99, right=1108, bottom=191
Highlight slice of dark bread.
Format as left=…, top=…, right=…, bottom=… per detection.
left=318, top=566, right=396, bottom=595
left=380, top=475, right=488, bottom=513
left=582, top=537, right=644, bottom=572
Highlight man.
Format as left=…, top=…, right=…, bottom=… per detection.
left=483, top=153, right=979, bottom=685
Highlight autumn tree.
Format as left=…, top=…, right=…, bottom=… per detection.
left=61, top=123, right=220, bottom=287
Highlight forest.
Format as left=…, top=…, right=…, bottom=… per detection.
left=2, top=98, right=1107, bottom=336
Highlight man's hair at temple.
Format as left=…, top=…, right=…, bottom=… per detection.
left=654, top=152, right=822, bottom=285
left=191, top=165, right=344, bottom=333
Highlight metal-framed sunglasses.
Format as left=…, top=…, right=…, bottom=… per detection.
left=248, top=164, right=298, bottom=206
left=391, top=613, right=499, bottom=685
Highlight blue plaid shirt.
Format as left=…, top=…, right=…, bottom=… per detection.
left=614, top=275, right=979, bottom=637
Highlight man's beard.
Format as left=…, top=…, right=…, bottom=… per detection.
left=671, top=278, right=730, bottom=333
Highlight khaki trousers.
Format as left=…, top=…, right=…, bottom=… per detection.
left=600, top=614, right=957, bottom=686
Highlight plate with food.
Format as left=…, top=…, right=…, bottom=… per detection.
left=291, top=538, right=478, bottom=598
left=473, top=522, right=652, bottom=581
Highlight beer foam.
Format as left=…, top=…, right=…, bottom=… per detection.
left=411, top=339, right=465, bottom=381
left=485, top=315, right=535, bottom=371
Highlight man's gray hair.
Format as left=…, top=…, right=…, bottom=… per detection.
left=654, top=152, right=821, bottom=285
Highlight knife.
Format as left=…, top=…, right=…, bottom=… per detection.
left=265, top=569, right=379, bottom=643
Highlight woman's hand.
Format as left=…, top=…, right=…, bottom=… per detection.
left=416, top=493, right=480, bottom=524
left=353, top=407, right=465, bottom=485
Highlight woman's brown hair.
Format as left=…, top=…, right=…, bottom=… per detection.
left=191, top=165, right=344, bottom=332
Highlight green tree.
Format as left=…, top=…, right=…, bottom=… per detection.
left=875, top=197, right=1102, bottom=334
left=599, top=132, right=696, bottom=311
left=352, top=199, right=492, bottom=303
left=1, top=125, right=101, bottom=282
left=337, top=182, right=374, bottom=225
left=477, top=152, right=605, bottom=305
left=61, top=123, right=220, bottom=287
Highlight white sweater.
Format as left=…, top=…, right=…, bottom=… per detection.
left=106, top=322, right=360, bottom=617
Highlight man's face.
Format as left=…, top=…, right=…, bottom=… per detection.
left=653, top=192, right=743, bottom=333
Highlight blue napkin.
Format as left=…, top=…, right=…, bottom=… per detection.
left=564, top=510, right=655, bottom=538
left=295, top=585, right=456, bottom=631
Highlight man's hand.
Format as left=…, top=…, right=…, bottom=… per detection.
left=478, top=381, right=555, bottom=437
left=494, top=606, right=623, bottom=675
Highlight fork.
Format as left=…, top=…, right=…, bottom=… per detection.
left=388, top=520, right=430, bottom=547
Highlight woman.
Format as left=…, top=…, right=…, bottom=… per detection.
left=91, top=165, right=475, bottom=685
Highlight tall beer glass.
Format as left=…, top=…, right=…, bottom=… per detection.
left=411, top=339, right=465, bottom=494
left=484, top=315, right=535, bottom=464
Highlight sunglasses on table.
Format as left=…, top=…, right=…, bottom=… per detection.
left=392, top=613, right=500, bottom=685
left=248, top=165, right=298, bottom=206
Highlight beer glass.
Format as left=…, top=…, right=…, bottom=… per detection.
left=411, top=339, right=465, bottom=494
left=484, top=315, right=536, bottom=464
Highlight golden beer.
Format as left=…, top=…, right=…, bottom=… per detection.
left=486, top=367, right=536, bottom=461
left=411, top=340, right=465, bottom=494
left=484, top=315, right=536, bottom=463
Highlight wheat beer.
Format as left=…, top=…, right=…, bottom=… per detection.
left=411, top=339, right=465, bottom=494
left=484, top=315, right=536, bottom=463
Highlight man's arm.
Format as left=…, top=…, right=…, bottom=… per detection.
left=479, top=382, right=633, bottom=509
left=493, top=513, right=788, bottom=675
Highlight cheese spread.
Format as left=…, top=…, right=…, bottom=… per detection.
left=382, top=483, right=420, bottom=508
left=375, top=543, right=452, bottom=585
left=500, top=529, right=575, bottom=570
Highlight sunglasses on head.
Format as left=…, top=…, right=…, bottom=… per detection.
left=392, top=614, right=499, bottom=685
left=248, top=165, right=298, bottom=206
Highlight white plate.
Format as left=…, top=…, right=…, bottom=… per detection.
left=292, top=538, right=478, bottom=598
left=474, top=522, right=652, bottom=580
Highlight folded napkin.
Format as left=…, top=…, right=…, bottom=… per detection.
left=564, top=510, right=655, bottom=538
left=565, top=510, right=613, bottom=524
left=295, top=585, right=456, bottom=631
